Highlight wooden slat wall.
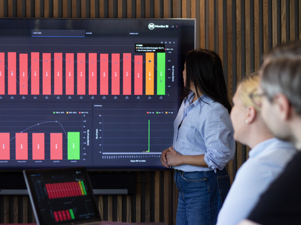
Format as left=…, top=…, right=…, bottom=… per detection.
left=0, top=0, right=300, bottom=224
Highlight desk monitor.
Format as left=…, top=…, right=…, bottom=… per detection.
left=23, top=167, right=101, bottom=225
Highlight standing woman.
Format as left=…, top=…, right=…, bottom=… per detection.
left=161, top=49, right=235, bottom=225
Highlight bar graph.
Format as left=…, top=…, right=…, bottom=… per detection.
left=0, top=102, right=92, bottom=164
left=0, top=52, right=167, bottom=96
left=45, top=181, right=87, bottom=199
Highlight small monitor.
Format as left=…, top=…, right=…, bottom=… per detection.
left=23, top=167, right=101, bottom=225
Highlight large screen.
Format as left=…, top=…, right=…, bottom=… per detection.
left=0, top=18, right=195, bottom=169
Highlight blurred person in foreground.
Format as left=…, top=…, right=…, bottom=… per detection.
left=239, top=41, right=301, bottom=225
left=216, top=74, right=296, bottom=225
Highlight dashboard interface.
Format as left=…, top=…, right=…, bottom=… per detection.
left=0, top=18, right=195, bottom=169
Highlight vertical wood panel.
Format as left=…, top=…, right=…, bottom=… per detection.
left=154, top=0, right=160, bottom=18
left=99, top=0, right=104, bottom=18
left=281, top=0, right=286, bottom=43
left=191, top=0, right=195, bottom=18
left=8, top=0, right=13, bottom=17
left=90, top=0, right=96, bottom=17
left=117, top=0, right=122, bottom=18
left=62, top=0, right=67, bottom=17
left=145, top=172, right=150, bottom=222
left=44, top=0, right=49, bottom=17
left=136, top=0, right=141, bottom=18
left=135, top=172, right=141, bottom=222
left=26, top=0, right=31, bottom=17
left=164, top=0, right=169, bottom=18
left=0, top=0, right=3, bottom=17
left=263, top=0, right=269, bottom=52
left=127, top=196, right=131, bottom=222
left=272, top=0, right=277, bottom=47
left=145, top=0, right=150, bottom=18
left=236, top=0, right=243, bottom=170
left=72, top=0, right=77, bottom=17
left=23, top=196, right=28, bottom=223
left=290, top=0, right=295, bottom=41
left=108, top=196, right=113, bottom=221
left=154, top=171, right=160, bottom=222
left=17, top=0, right=22, bottom=17
left=81, top=0, right=85, bottom=17
left=117, top=196, right=122, bottom=222
left=53, top=0, right=58, bottom=17
left=4, top=196, right=9, bottom=223
left=245, top=0, right=250, bottom=74
left=218, top=0, right=223, bottom=64
left=208, top=0, right=214, bottom=50
left=172, top=0, right=178, bottom=18
left=299, top=0, right=301, bottom=39
left=200, top=0, right=205, bottom=48
left=13, top=196, right=18, bottom=223
left=254, top=0, right=260, bottom=70
left=108, top=0, right=113, bottom=18
left=182, top=0, right=187, bottom=18
left=127, top=0, right=131, bottom=18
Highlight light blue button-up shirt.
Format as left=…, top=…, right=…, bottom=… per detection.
left=216, top=138, right=296, bottom=225
left=173, top=93, right=235, bottom=172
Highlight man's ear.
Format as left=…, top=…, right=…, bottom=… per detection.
left=275, top=93, right=291, bottom=121
left=245, top=106, right=257, bottom=124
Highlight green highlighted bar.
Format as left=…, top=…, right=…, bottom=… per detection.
left=69, top=209, right=75, bottom=219
left=80, top=181, right=87, bottom=195
left=68, top=132, right=80, bottom=160
left=148, top=120, right=150, bottom=152
left=157, top=53, right=165, bottom=95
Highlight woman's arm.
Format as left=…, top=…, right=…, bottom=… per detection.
left=165, top=146, right=208, bottom=167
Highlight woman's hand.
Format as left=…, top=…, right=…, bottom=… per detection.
left=160, top=147, right=171, bottom=168
left=165, top=146, right=183, bottom=167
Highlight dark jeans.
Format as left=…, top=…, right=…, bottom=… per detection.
left=174, top=169, right=230, bottom=225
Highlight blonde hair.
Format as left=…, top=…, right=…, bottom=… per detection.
left=238, top=73, right=260, bottom=111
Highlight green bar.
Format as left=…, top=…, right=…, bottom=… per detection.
left=69, top=209, right=75, bottom=219
left=68, top=132, right=80, bottom=160
left=81, top=181, right=87, bottom=195
left=148, top=120, right=150, bottom=152
left=157, top=53, right=165, bottom=95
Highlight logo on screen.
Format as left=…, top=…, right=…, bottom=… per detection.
left=148, top=23, right=155, bottom=30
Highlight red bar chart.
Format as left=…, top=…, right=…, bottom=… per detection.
left=16, top=133, right=28, bottom=160
left=54, top=53, right=63, bottom=95
left=8, top=52, right=16, bottom=95
left=65, top=53, right=74, bottom=95
left=100, top=54, right=109, bottom=95
left=0, top=53, right=4, bottom=95
left=0, top=133, right=10, bottom=160
left=50, top=133, right=63, bottom=160
left=89, top=53, right=97, bottom=95
left=45, top=181, right=86, bottom=199
left=31, top=52, right=40, bottom=95
left=77, top=53, right=86, bottom=95
left=43, top=53, right=51, bottom=95
left=32, top=133, right=45, bottom=160
left=19, top=53, right=28, bottom=95
left=0, top=52, right=167, bottom=96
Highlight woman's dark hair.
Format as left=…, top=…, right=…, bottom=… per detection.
left=184, top=49, right=231, bottom=113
